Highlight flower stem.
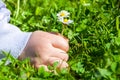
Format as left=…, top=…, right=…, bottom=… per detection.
left=61, top=24, right=66, bottom=35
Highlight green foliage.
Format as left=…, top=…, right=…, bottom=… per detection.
left=1, top=0, right=120, bottom=79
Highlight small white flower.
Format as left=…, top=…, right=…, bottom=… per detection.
left=58, top=17, right=73, bottom=25
left=57, top=10, right=70, bottom=18
left=57, top=10, right=73, bottom=25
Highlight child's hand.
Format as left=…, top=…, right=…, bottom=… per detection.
left=18, top=31, right=69, bottom=69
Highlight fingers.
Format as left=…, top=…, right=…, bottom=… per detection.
left=31, top=46, right=69, bottom=69
left=30, top=57, right=48, bottom=69
left=32, top=31, right=69, bottom=52
left=47, top=57, right=69, bottom=68
left=50, top=47, right=69, bottom=61
left=31, top=57, right=68, bottom=69
left=49, top=32, right=69, bottom=42
left=25, top=31, right=69, bottom=70
left=50, top=33, right=69, bottom=52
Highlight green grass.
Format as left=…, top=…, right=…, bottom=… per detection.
left=0, top=0, right=120, bottom=80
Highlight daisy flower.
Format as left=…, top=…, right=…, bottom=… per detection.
left=57, top=10, right=70, bottom=18
left=58, top=17, right=73, bottom=25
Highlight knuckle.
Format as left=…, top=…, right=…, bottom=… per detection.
left=63, top=41, right=69, bottom=52
left=61, top=53, right=69, bottom=61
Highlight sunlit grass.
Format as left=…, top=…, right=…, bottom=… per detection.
left=0, top=0, right=120, bottom=79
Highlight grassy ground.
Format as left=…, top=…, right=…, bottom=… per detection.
left=0, top=0, right=120, bottom=80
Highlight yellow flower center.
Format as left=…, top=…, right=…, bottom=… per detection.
left=64, top=19, right=68, bottom=22
left=60, top=12, right=65, bottom=17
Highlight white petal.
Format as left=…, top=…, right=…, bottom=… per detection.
left=57, top=10, right=70, bottom=18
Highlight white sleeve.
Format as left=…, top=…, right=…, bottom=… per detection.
left=0, top=1, right=32, bottom=60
